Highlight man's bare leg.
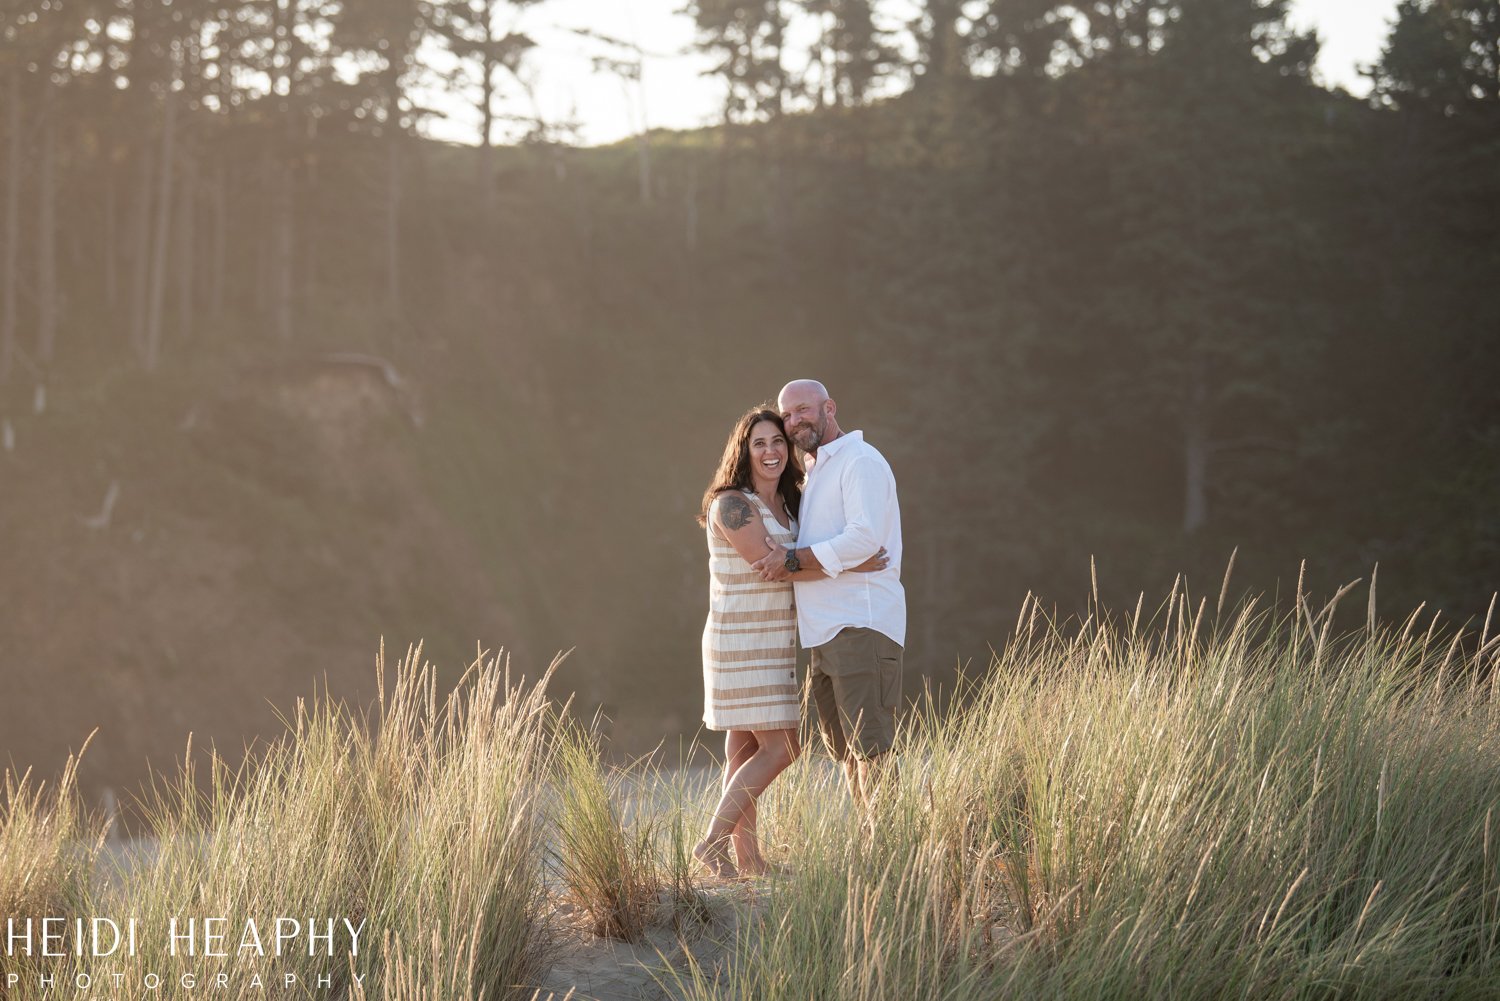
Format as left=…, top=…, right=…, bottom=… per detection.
left=852, top=753, right=897, bottom=836
left=861, top=754, right=896, bottom=800
left=842, top=755, right=864, bottom=807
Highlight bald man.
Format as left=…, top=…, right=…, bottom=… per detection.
left=752, top=379, right=905, bottom=805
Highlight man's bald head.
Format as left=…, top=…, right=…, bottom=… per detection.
left=778, top=379, right=829, bottom=408
left=778, top=379, right=841, bottom=455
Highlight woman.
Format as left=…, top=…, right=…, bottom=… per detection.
left=694, top=406, right=886, bottom=878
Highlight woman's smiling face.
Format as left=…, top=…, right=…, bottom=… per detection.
left=747, top=419, right=789, bottom=491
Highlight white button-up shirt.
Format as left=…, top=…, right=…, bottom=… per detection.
left=793, top=430, right=905, bottom=649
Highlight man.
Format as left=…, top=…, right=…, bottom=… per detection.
left=752, top=379, right=904, bottom=806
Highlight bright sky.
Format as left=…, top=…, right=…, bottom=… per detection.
left=421, top=0, right=1401, bottom=147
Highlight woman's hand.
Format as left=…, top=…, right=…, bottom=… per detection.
left=851, top=547, right=889, bottom=573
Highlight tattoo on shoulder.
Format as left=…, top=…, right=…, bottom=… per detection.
left=717, top=493, right=756, bottom=531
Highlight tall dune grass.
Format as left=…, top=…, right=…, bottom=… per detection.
left=6, top=585, right=1499, bottom=1000
left=2, top=646, right=559, bottom=1001
left=0, top=748, right=105, bottom=994
left=674, top=589, right=1500, bottom=1000
left=552, top=722, right=659, bottom=940
left=550, top=732, right=721, bottom=940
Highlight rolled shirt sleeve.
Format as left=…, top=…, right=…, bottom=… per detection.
left=808, top=456, right=888, bottom=578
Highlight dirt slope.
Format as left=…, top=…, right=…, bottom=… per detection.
left=0, top=355, right=516, bottom=815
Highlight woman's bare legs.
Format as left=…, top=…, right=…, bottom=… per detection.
left=695, top=728, right=800, bottom=878
left=723, top=731, right=764, bottom=873
left=695, top=731, right=757, bottom=878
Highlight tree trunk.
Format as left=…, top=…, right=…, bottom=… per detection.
left=770, top=8, right=787, bottom=120
left=211, top=160, right=227, bottom=321
left=274, top=163, right=294, bottom=339
left=303, top=147, right=318, bottom=305
left=129, top=144, right=155, bottom=360
left=254, top=158, right=271, bottom=312
left=921, top=0, right=967, bottom=86
left=479, top=53, right=495, bottom=211
left=765, top=13, right=790, bottom=272
left=636, top=132, right=652, bottom=205
left=684, top=158, right=698, bottom=252
left=37, top=68, right=57, bottom=366
left=144, top=84, right=178, bottom=372
left=105, top=162, right=118, bottom=309
left=714, top=99, right=734, bottom=211
left=814, top=9, right=832, bottom=109
left=1181, top=100, right=1211, bottom=537
left=2, top=63, right=21, bottom=382
left=386, top=129, right=401, bottom=314
left=176, top=151, right=197, bottom=343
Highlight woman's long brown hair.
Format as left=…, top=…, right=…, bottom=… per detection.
left=697, top=407, right=803, bottom=526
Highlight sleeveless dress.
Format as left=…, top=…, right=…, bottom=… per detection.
left=701, top=491, right=800, bottom=731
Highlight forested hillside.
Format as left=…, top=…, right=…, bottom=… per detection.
left=1, top=0, right=1496, bottom=804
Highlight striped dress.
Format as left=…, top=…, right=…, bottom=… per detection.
left=702, top=491, right=800, bottom=732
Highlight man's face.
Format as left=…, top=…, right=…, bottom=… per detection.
left=779, top=388, right=829, bottom=452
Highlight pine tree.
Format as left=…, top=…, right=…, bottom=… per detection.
left=426, top=0, right=539, bottom=206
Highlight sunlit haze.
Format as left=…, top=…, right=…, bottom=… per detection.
left=419, top=0, right=1401, bottom=147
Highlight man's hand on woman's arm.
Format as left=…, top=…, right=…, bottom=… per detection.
left=752, top=541, right=887, bottom=582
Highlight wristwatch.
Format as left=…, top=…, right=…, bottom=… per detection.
left=783, top=549, right=801, bottom=574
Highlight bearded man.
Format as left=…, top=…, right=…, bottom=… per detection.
left=753, top=379, right=905, bottom=806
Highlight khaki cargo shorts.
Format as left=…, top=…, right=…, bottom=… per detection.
left=808, top=626, right=903, bottom=760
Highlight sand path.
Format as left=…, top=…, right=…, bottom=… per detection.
left=530, top=882, right=756, bottom=1001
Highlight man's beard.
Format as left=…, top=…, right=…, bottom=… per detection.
left=791, top=421, right=823, bottom=451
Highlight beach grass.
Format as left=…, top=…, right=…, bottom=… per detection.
left=669, top=584, right=1500, bottom=1000
left=4, top=583, right=1499, bottom=999
left=552, top=719, right=660, bottom=941
left=0, top=747, right=104, bottom=993
left=2, top=644, right=559, bottom=1001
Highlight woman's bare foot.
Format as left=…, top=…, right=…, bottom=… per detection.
left=734, top=839, right=792, bottom=878
left=736, top=853, right=769, bottom=877
left=737, top=857, right=791, bottom=878
left=732, top=831, right=763, bottom=874
left=692, top=838, right=737, bottom=879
